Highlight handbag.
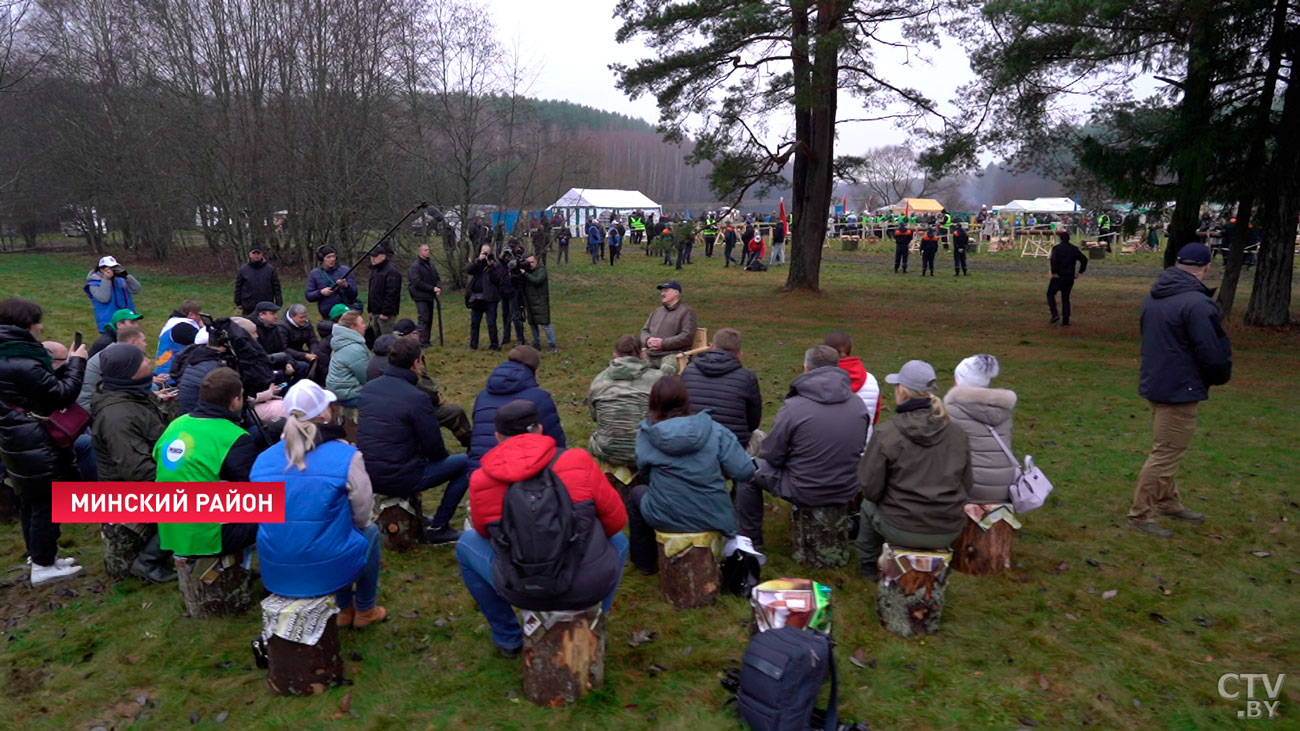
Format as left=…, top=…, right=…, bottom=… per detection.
left=985, top=425, right=1053, bottom=513
left=3, top=399, right=92, bottom=450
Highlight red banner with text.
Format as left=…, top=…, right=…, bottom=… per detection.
left=52, top=482, right=285, bottom=523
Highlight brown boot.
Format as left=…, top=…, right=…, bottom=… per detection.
left=353, top=606, right=388, bottom=629
left=336, top=606, right=355, bottom=628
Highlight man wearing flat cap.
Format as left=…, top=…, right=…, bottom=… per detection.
left=1129, top=242, right=1232, bottom=537
left=639, top=280, right=697, bottom=367
left=367, top=245, right=403, bottom=338
left=234, top=246, right=282, bottom=317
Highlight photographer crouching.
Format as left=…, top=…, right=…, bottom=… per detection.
left=174, top=314, right=285, bottom=448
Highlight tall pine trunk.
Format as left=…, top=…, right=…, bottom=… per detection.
left=1165, top=19, right=1215, bottom=268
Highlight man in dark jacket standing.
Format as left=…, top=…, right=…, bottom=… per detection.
left=1129, top=243, right=1232, bottom=537
left=305, top=246, right=358, bottom=319
left=407, top=243, right=442, bottom=348
left=735, top=345, right=868, bottom=547
left=952, top=225, right=970, bottom=276
left=680, top=328, right=761, bottom=451
left=233, top=246, right=282, bottom=317
left=1047, top=231, right=1088, bottom=325
left=892, top=225, right=914, bottom=273
left=357, top=338, right=470, bottom=545
left=367, top=245, right=402, bottom=338
left=465, top=244, right=503, bottom=350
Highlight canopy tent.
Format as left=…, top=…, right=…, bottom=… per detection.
left=548, top=188, right=662, bottom=235
left=994, top=197, right=1079, bottom=213
left=883, top=197, right=945, bottom=213
left=993, top=199, right=1035, bottom=212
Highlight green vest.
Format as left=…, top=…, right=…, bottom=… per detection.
left=703, top=219, right=717, bottom=235
left=154, top=414, right=248, bottom=556
left=1099, top=214, right=1110, bottom=229
left=943, top=213, right=952, bottom=228
left=629, top=215, right=645, bottom=231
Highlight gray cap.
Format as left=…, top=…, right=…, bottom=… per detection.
left=885, top=360, right=938, bottom=392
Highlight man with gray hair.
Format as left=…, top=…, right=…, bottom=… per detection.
left=735, top=344, right=869, bottom=547
left=276, top=303, right=318, bottom=379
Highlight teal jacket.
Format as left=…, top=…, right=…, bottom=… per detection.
left=326, top=325, right=369, bottom=402
left=636, top=411, right=756, bottom=536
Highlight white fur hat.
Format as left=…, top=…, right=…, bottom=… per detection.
left=954, top=354, right=999, bottom=388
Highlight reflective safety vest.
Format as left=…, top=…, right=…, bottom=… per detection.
left=629, top=215, right=645, bottom=232
left=943, top=213, right=953, bottom=229
left=702, top=219, right=718, bottom=235
left=1098, top=214, right=1111, bottom=229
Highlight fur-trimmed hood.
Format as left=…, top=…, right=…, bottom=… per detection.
left=943, top=385, right=1017, bottom=410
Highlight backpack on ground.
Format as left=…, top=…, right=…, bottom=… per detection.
left=490, top=450, right=619, bottom=611
left=736, top=625, right=838, bottom=731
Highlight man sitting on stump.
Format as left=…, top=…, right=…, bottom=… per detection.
left=735, top=345, right=868, bottom=548
left=639, top=281, right=697, bottom=367
left=456, top=399, right=628, bottom=658
left=588, top=334, right=674, bottom=479
left=392, top=319, right=472, bottom=448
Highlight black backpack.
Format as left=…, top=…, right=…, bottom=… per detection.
left=737, top=626, right=838, bottom=731
left=489, top=451, right=620, bottom=611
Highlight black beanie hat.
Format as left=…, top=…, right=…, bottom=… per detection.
left=99, top=343, right=149, bottom=391
left=317, top=245, right=337, bottom=261
left=171, top=322, right=199, bottom=346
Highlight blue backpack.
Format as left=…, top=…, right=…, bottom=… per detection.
left=736, top=626, right=838, bottom=730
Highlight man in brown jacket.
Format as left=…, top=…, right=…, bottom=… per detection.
left=639, top=281, right=697, bottom=366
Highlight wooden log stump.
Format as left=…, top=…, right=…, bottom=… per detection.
left=875, top=545, right=951, bottom=638
left=267, top=622, right=344, bottom=696
left=789, top=503, right=852, bottom=568
left=101, top=523, right=149, bottom=579
left=175, top=554, right=256, bottom=617
left=375, top=496, right=423, bottom=554
left=657, top=536, right=720, bottom=609
left=520, top=605, right=605, bottom=707
left=952, top=504, right=1016, bottom=576
left=841, top=239, right=860, bottom=251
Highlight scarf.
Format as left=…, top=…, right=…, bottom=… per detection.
left=0, top=338, right=54, bottom=371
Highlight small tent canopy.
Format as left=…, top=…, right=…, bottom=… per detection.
left=994, top=199, right=1035, bottom=212
left=995, top=197, right=1078, bottom=213
left=886, top=197, right=945, bottom=213
left=549, top=188, right=662, bottom=234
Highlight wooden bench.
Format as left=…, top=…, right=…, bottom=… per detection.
left=656, top=531, right=722, bottom=608
left=175, top=553, right=256, bottom=617
left=262, top=595, right=345, bottom=696
left=875, top=544, right=952, bottom=637
left=520, top=605, right=605, bottom=707
left=789, top=503, right=852, bottom=568
left=101, top=523, right=149, bottom=579
left=952, top=503, right=1019, bottom=576
left=374, top=495, right=422, bottom=553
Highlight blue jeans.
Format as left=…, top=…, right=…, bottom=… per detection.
left=455, top=529, right=629, bottom=651
left=74, top=432, right=97, bottom=481
left=407, top=454, right=470, bottom=528
left=529, top=323, right=556, bottom=348
left=336, top=523, right=381, bottom=611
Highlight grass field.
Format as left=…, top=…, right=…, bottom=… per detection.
left=1, top=240, right=1297, bottom=729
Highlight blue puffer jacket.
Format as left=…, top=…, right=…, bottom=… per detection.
left=467, top=360, right=565, bottom=468
left=177, top=347, right=224, bottom=415
left=636, top=411, right=756, bottom=536
left=252, top=439, right=368, bottom=598
left=305, top=264, right=358, bottom=319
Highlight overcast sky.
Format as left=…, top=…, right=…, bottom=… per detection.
left=491, top=0, right=975, bottom=156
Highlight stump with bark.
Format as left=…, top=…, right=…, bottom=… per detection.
left=875, top=546, right=951, bottom=638
left=657, top=540, right=720, bottom=608
left=789, top=503, right=852, bottom=568
left=952, top=507, right=1015, bottom=576
left=101, top=523, right=149, bottom=579
left=266, top=622, right=344, bottom=696
left=175, top=554, right=256, bottom=617
left=376, top=496, right=423, bottom=554
left=521, top=605, right=605, bottom=707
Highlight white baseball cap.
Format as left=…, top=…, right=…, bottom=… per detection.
left=98, top=255, right=119, bottom=268
left=283, top=380, right=337, bottom=421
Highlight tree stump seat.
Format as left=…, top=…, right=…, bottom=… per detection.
left=656, top=531, right=722, bottom=609
left=374, top=495, right=422, bottom=553
left=101, top=523, right=149, bottom=579
left=519, top=605, right=605, bottom=707
left=789, top=503, right=852, bottom=568
left=875, top=544, right=952, bottom=637
left=175, top=552, right=256, bottom=617
left=261, top=594, right=345, bottom=696
left=952, top=503, right=1019, bottom=576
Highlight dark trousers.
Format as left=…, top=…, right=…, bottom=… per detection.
left=894, top=245, right=910, bottom=271
left=675, top=243, right=692, bottom=269
left=704, top=235, right=716, bottom=257
left=500, top=296, right=524, bottom=344
left=662, top=244, right=674, bottom=265
left=954, top=249, right=967, bottom=274
left=1047, top=277, right=1076, bottom=323
left=589, top=242, right=601, bottom=264
left=625, top=484, right=658, bottom=573
left=415, top=299, right=435, bottom=346
left=724, top=242, right=737, bottom=267
left=921, top=249, right=936, bottom=274
left=20, top=493, right=59, bottom=565
left=468, top=302, right=499, bottom=349
left=557, top=243, right=569, bottom=264
left=609, top=243, right=621, bottom=265
left=384, top=454, right=470, bottom=528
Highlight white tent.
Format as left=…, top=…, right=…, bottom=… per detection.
left=549, top=188, right=662, bottom=234
left=994, top=199, right=1035, bottom=212
left=994, top=197, right=1078, bottom=213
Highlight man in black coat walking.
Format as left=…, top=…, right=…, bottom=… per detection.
left=1128, top=243, right=1232, bottom=537
left=407, top=243, right=442, bottom=347
left=367, top=245, right=402, bottom=338
left=1047, top=231, right=1088, bottom=325
left=233, top=246, right=282, bottom=316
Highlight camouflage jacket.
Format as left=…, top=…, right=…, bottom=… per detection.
left=587, top=356, right=675, bottom=466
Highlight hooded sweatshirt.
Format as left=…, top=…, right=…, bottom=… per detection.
left=587, top=355, right=671, bottom=466
left=467, top=360, right=566, bottom=468
left=837, top=356, right=881, bottom=440
left=636, top=411, right=756, bottom=536
left=1138, top=267, right=1232, bottom=404
left=858, top=399, right=972, bottom=534
left=943, top=386, right=1017, bottom=503
left=760, top=366, right=869, bottom=506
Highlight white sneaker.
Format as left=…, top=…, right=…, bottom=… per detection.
left=27, top=556, right=78, bottom=568
left=31, top=562, right=84, bottom=586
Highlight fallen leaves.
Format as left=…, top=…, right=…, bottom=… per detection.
left=1050, top=561, right=1070, bottom=574
left=1036, top=673, right=1051, bottom=691
left=1101, top=589, right=1118, bottom=600
left=1148, top=612, right=1168, bottom=625
left=849, top=647, right=874, bottom=669
left=628, top=629, right=656, bottom=648
left=1250, top=551, right=1273, bottom=558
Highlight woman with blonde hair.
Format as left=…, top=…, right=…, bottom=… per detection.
left=251, top=379, right=386, bottom=628
left=854, top=360, right=971, bottom=580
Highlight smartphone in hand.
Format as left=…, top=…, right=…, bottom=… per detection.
left=73, top=331, right=83, bottom=350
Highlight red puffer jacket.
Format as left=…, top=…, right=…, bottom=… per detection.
left=469, top=433, right=626, bottom=538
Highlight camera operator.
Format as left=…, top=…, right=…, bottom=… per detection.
left=84, top=256, right=143, bottom=332
left=465, top=244, right=505, bottom=351
left=176, top=316, right=278, bottom=417
left=500, top=240, right=527, bottom=346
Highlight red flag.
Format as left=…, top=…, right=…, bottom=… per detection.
left=905, top=201, right=910, bottom=219
left=778, top=198, right=788, bottom=236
